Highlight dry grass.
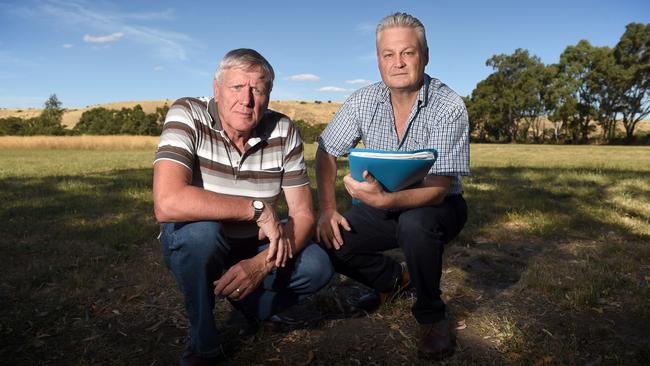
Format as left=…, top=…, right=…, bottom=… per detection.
left=0, top=136, right=159, bottom=150
left=268, top=100, right=341, bottom=125
left=1, top=143, right=649, bottom=365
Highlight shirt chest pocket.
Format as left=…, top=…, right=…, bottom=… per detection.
left=403, top=123, right=431, bottom=150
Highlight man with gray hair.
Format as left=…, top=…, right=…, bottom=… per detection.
left=154, top=48, right=333, bottom=365
left=316, top=12, right=469, bottom=360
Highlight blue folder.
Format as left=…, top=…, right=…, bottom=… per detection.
left=348, top=148, right=438, bottom=203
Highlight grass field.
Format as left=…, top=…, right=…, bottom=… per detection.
left=0, top=138, right=648, bottom=365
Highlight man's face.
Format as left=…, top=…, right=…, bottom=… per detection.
left=213, top=65, right=270, bottom=135
left=377, top=26, right=428, bottom=92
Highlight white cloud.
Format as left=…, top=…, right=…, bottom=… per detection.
left=153, top=65, right=164, bottom=71
left=286, top=74, right=320, bottom=81
left=345, top=79, right=373, bottom=85
left=317, top=86, right=349, bottom=92
left=122, top=9, right=175, bottom=21
left=83, top=32, right=124, bottom=43
left=62, top=43, right=74, bottom=48
left=36, top=1, right=200, bottom=61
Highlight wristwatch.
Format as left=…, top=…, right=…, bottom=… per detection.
left=252, top=200, right=264, bottom=221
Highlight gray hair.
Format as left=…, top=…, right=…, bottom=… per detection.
left=214, top=48, right=275, bottom=90
left=376, top=12, right=428, bottom=51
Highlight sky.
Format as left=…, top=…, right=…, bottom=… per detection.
left=1, top=0, right=649, bottom=109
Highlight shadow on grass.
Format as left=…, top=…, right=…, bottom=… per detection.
left=453, top=166, right=648, bottom=302
left=1, top=164, right=648, bottom=365
left=0, top=168, right=157, bottom=250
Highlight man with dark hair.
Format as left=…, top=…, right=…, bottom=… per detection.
left=316, top=13, right=469, bottom=360
left=154, top=48, right=333, bottom=365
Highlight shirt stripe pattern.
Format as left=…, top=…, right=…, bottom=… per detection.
left=155, top=97, right=309, bottom=237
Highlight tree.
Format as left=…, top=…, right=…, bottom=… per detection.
left=613, top=22, right=650, bottom=141
left=557, top=40, right=604, bottom=143
left=469, top=49, right=546, bottom=142
left=588, top=47, right=625, bottom=142
left=544, top=64, right=576, bottom=143
left=74, top=107, right=116, bottom=134
left=466, top=80, right=501, bottom=142
left=31, top=94, right=67, bottom=135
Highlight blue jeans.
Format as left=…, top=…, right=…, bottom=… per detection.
left=160, top=221, right=333, bottom=358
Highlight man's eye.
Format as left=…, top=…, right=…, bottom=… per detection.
left=383, top=54, right=393, bottom=59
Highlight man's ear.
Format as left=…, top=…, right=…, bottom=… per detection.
left=212, top=79, right=219, bottom=101
left=424, top=46, right=429, bottom=66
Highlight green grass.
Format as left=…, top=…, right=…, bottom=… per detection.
left=1, top=143, right=649, bottom=365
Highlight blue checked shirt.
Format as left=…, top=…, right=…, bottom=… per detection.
left=319, top=73, right=470, bottom=195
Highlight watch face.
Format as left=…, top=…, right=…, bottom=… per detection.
left=253, top=200, right=264, bottom=210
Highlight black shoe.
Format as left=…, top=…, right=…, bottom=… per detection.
left=179, top=344, right=228, bottom=366
left=417, top=318, right=455, bottom=360
left=357, top=262, right=411, bottom=313
left=259, top=314, right=307, bottom=332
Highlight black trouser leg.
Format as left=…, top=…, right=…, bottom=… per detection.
left=330, top=195, right=467, bottom=324
left=329, top=203, right=402, bottom=293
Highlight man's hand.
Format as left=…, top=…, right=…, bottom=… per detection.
left=316, top=208, right=351, bottom=250
left=343, top=171, right=390, bottom=209
left=255, top=204, right=292, bottom=267
left=213, top=256, right=270, bottom=301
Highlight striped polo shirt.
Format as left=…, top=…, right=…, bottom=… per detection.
left=155, top=96, right=309, bottom=237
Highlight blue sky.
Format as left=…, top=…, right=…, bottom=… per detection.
left=1, top=0, right=648, bottom=108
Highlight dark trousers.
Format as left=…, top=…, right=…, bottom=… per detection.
left=330, top=194, right=467, bottom=324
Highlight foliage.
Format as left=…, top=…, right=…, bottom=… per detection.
left=293, top=119, right=327, bottom=143
left=467, top=49, right=548, bottom=143
left=465, top=22, right=649, bottom=145
left=74, top=104, right=166, bottom=135
left=613, top=23, right=650, bottom=141
left=0, top=117, right=28, bottom=136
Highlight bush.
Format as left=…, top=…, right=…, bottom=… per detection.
left=293, top=119, right=327, bottom=143
left=0, top=117, right=28, bottom=135
left=74, top=105, right=163, bottom=135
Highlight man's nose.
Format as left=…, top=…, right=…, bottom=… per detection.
left=239, top=88, right=253, bottom=106
left=396, top=55, right=406, bottom=68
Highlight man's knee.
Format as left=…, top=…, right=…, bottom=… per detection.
left=398, top=208, right=444, bottom=240
left=163, top=221, right=229, bottom=260
left=293, top=242, right=333, bottom=293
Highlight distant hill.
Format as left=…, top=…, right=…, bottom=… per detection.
left=0, top=99, right=342, bottom=128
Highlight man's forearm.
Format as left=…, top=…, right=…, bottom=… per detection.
left=315, top=147, right=339, bottom=211
left=286, top=211, right=315, bottom=253
left=155, top=184, right=254, bottom=222
left=153, top=160, right=257, bottom=223
left=380, top=175, right=451, bottom=210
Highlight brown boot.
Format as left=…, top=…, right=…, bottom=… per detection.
left=417, top=318, right=455, bottom=360
left=357, top=263, right=411, bottom=313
